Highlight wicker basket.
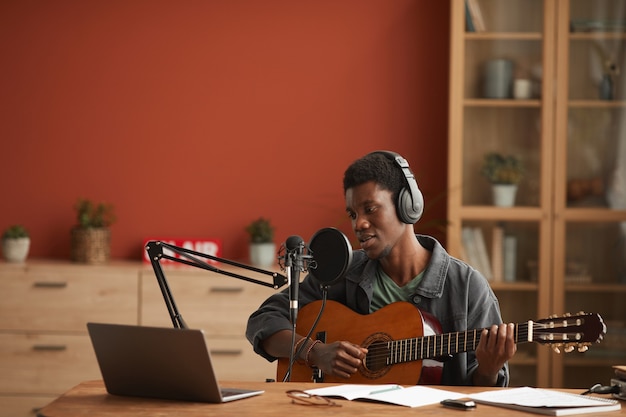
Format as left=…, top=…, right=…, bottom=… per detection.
left=71, top=227, right=111, bottom=264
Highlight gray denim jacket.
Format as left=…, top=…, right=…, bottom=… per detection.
left=246, top=234, right=509, bottom=386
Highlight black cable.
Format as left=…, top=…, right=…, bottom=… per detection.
left=282, top=288, right=329, bottom=382
left=581, top=383, right=620, bottom=395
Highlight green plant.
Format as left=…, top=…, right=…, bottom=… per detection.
left=2, top=224, right=29, bottom=240
left=74, top=199, right=116, bottom=228
left=481, top=152, right=524, bottom=185
left=245, top=217, right=274, bottom=243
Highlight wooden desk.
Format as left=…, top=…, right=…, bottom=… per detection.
left=38, top=380, right=623, bottom=417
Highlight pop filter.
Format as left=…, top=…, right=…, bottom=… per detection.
left=307, top=227, right=353, bottom=286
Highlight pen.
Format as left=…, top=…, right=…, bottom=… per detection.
left=369, top=385, right=402, bottom=395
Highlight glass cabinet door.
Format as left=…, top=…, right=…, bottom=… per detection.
left=449, top=0, right=555, bottom=387
left=553, top=0, right=626, bottom=388
left=461, top=0, right=546, bottom=208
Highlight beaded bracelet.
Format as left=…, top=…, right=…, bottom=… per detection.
left=304, top=339, right=321, bottom=368
left=293, top=337, right=310, bottom=363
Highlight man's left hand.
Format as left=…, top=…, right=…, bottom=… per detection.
left=474, top=323, right=517, bottom=385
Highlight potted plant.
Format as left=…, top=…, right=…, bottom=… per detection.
left=245, top=217, right=275, bottom=267
left=481, top=152, right=524, bottom=207
left=71, top=199, right=116, bottom=264
left=2, top=224, right=30, bottom=263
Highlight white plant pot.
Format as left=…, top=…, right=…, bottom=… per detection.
left=492, top=184, right=518, bottom=207
left=2, top=237, right=31, bottom=263
left=249, top=242, right=276, bottom=267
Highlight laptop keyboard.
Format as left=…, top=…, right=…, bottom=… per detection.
left=221, top=389, right=246, bottom=397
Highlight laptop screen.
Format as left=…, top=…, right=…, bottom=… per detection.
left=87, top=323, right=263, bottom=403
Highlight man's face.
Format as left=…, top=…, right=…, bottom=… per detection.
left=345, top=181, right=405, bottom=260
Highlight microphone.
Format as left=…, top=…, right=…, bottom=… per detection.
left=307, top=227, right=353, bottom=286
left=280, top=229, right=352, bottom=322
left=285, top=235, right=304, bottom=324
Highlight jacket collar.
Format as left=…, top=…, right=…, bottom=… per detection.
left=346, top=234, right=449, bottom=299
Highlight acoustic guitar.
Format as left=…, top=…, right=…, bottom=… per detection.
left=277, top=300, right=606, bottom=385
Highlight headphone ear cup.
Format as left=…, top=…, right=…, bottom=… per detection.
left=366, top=150, right=424, bottom=224
left=397, top=184, right=423, bottom=224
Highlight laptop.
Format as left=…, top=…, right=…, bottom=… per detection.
left=86, top=322, right=264, bottom=403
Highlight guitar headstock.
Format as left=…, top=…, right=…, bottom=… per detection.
left=532, top=312, right=606, bottom=354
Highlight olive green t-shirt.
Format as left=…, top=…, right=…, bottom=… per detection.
left=370, top=265, right=424, bottom=313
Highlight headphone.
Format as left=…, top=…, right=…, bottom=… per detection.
left=368, top=150, right=424, bottom=224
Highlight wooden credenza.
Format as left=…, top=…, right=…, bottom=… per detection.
left=0, top=260, right=278, bottom=417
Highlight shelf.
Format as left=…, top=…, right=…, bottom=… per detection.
left=561, top=208, right=626, bottom=222
left=490, top=282, right=538, bottom=291
left=466, top=32, right=543, bottom=40
left=569, top=100, right=626, bottom=108
left=564, top=283, right=626, bottom=293
left=438, top=208, right=626, bottom=222
left=570, top=32, right=626, bottom=40
left=456, top=206, right=544, bottom=221
left=465, top=99, right=542, bottom=107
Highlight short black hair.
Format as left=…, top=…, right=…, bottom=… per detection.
left=343, top=152, right=404, bottom=203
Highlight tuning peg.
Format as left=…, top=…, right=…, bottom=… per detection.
left=564, top=345, right=575, bottom=353
left=578, top=345, right=588, bottom=353
left=552, top=346, right=561, bottom=354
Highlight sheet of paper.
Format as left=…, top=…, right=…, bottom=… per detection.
left=305, top=384, right=397, bottom=401
left=470, top=387, right=616, bottom=408
left=305, top=384, right=465, bottom=408
left=370, top=385, right=466, bottom=407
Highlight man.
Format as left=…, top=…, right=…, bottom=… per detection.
left=246, top=150, right=516, bottom=386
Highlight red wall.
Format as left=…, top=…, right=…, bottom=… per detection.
left=0, top=0, right=450, bottom=262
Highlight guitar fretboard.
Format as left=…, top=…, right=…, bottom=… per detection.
left=380, top=322, right=532, bottom=364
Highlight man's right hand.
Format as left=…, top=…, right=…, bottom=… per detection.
left=308, top=340, right=368, bottom=379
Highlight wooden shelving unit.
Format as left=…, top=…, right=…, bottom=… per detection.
left=448, top=0, right=626, bottom=388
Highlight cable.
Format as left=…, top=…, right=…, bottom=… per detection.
left=281, top=288, right=329, bottom=382
left=581, top=383, right=620, bottom=395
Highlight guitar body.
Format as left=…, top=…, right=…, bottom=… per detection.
left=277, top=300, right=443, bottom=385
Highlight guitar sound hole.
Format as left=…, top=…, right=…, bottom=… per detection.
left=361, top=332, right=393, bottom=379
left=365, top=341, right=389, bottom=372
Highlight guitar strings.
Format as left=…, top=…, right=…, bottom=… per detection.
left=361, top=319, right=587, bottom=364
left=362, top=324, right=532, bottom=366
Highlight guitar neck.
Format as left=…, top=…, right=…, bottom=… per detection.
left=391, top=321, right=532, bottom=362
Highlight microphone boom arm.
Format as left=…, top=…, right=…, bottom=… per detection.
left=145, top=240, right=287, bottom=329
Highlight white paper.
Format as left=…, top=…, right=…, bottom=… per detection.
left=305, top=384, right=466, bottom=408
left=470, top=387, right=617, bottom=408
